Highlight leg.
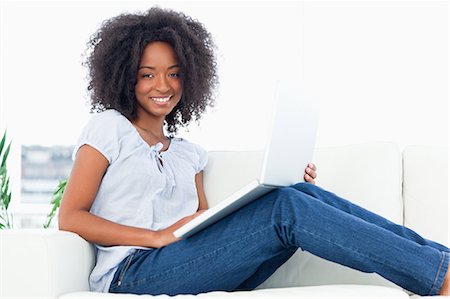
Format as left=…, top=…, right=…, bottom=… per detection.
left=273, top=187, right=449, bottom=296
left=110, top=187, right=449, bottom=296
left=290, top=182, right=449, bottom=252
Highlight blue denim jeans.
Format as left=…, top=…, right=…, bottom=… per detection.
left=109, top=183, right=449, bottom=296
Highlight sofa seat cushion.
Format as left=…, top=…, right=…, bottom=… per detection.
left=61, top=285, right=409, bottom=298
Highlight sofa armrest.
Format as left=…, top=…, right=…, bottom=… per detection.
left=1, top=229, right=95, bottom=298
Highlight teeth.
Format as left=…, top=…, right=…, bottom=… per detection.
left=151, top=96, right=171, bottom=103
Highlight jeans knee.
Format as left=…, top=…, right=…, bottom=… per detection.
left=273, top=187, right=310, bottom=210
left=276, top=187, right=302, bottom=199
left=290, top=182, right=320, bottom=194
left=270, top=188, right=312, bottom=247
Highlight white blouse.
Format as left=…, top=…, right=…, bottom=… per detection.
left=72, top=109, right=208, bottom=292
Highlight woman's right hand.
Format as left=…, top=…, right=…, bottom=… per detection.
left=155, top=210, right=206, bottom=248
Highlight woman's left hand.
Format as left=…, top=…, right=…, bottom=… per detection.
left=304, top=163, right=317, bottom=184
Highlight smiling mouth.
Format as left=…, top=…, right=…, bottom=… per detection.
left=151, top=96, right=172, bottom=103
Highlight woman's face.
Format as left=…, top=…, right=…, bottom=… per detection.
left=135, top=41, right=183, bottom=120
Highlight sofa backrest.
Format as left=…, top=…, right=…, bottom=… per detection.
left=204, top=142, right=404, bottom=223
left=403, top=145, right=449, bottom=247
left=203, top=150, right=265, bottom=208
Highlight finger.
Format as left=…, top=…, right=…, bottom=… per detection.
left=305, top=167, right=316, bottom=178
left=304, top=173, right=309, bottom=182
left=309, top=163, right=317, bottom=171
left=305, top=173, right=316, bottom=184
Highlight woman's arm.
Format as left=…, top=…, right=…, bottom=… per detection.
left=195, top=171, right=208, bottom=210
left=59, top=145, right=201, bottom=248
left=59, top=145, right=161, bottom=247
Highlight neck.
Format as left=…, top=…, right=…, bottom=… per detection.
left=135, top=124, right=165, bottom=138
left=132, top=112, right=166, bottom=138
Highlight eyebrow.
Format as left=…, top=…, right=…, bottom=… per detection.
left=138, top=64, right=180, bottom=70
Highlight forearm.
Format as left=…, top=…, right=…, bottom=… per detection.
left=59, top=210, right=160, bottom=248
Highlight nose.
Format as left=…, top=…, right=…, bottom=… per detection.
left=155, top=75, right=170, bottom=93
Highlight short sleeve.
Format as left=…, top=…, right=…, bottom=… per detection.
left=193, top=143, right=208, bottom=173
left=72, top=110, right=121, bottom=163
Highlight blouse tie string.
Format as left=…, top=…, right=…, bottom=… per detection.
left=150, top=143, right=176, bottom=187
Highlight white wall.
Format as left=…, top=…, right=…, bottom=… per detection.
left=184, top=1, right=449, bottom=152
left=302, top=1, right=448, bottom=151
left=2, top=1, right=446, bottom=152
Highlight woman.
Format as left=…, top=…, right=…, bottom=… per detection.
left=59, top=7, right=449, bottom=296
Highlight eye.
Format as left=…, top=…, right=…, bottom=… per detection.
left=168, top=72, right=180, bottom=78
left=141, top=73, right=154, bottom=79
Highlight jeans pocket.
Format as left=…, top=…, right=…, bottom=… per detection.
left=116, top=251, right=137, bottom=287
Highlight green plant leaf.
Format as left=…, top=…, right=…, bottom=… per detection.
left=1, top=142, right=11, bottom=169
left=0, top=130, right=6, bottom=157
left=5, top=192, right=11, bottom=210
left=44, top=179, right=67, bottom=229
left=0, top=170, right=5, bottom=188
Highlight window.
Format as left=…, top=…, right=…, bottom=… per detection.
left=21, top=145, right=73, bottom=202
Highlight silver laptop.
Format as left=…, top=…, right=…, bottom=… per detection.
left=174, top=78, right=319, bottom=238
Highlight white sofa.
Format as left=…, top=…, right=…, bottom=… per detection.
left=1, top=142, right=449, bottom=299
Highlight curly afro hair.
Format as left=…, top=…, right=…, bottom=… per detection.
left=85, top=7, right=218, bottom=134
